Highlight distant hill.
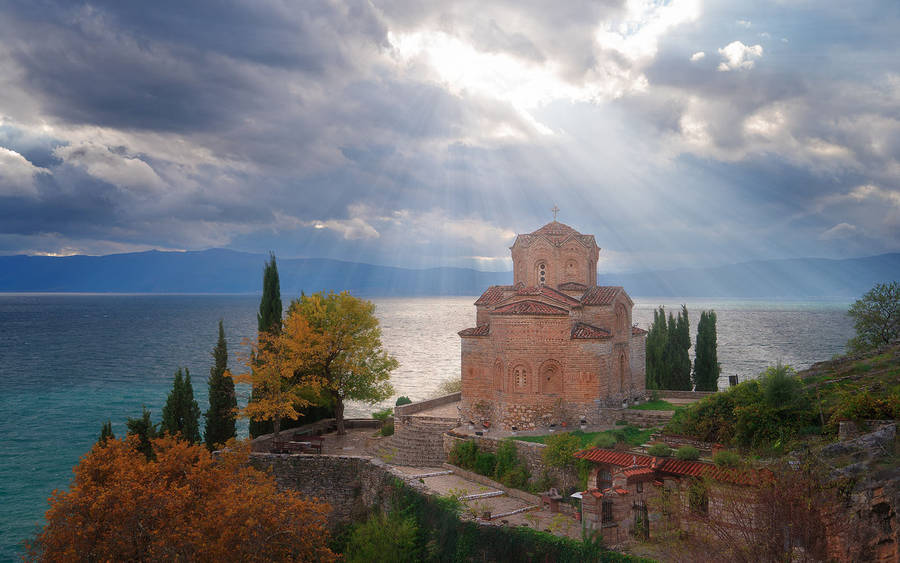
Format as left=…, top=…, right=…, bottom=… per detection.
left=0, top=249, right=896, bottom=298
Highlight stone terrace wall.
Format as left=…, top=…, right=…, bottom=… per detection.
left=443, top=432, right=579, bottom=491
left=658, top=390, right=715, bottom=400
left=250, top=453, right=428, bottom=527
left=392, top=392, right=461, bottom=466
left=394, top=392, right=461, bottom=416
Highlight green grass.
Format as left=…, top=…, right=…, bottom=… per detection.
left=513, top=426, right=657, bottom=448
left=628, top=399, right=676, bottom=411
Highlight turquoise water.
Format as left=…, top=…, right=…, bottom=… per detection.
left=0, top=294, right=853, bottom=559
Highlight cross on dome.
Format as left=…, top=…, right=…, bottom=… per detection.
left=551, top=204, right=559, bottom=221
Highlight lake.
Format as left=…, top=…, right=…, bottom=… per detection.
left=0, top=294, right=854, bottom=558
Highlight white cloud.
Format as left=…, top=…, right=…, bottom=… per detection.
left=736, top=19, right=752, bottom=28
left=819, top=223, right=858, bottom=240
left=690, top=51, right=705, bottom=61
left=54, top=141, right=167, bottom=194
left=0, top=146, right=49, bottom=197
left=717, top=41, right=763, bottom=71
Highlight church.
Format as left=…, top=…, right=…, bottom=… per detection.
left=458, top=218, right=647, bottom=430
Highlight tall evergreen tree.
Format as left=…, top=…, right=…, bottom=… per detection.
left=205, top=320, right=236, bottom=450
left=257, top=252, right=282, bottom=335
left=645, top=307, right=668, bottom=389
left=161, top=368, right=201, bottom=443
left=251, top=253, right=283, bottom=437
left=126, top=406, right=158, bottom=460
left=693, top=310, right=720, bottom=391
left=675, top=305, right=692, bottom=390
left=98, top=420, right=114, bottom=445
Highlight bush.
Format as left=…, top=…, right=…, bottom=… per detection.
left=542, top=432, right=582, bottom=468
left=449, top=440, right=479, bottom=469
left=828, top=392, right=900, bottom=431
left=713, top=450, right=741, bottom=468
left=591, top=433, right=617, bottom=449
left=380, top=420, right=394, bottom=436
left=474, top=452, right=497, bottom=476
left=345, top=512, right=419, bottom=563
left=372, top=408, right=393, bottom=421
left=647, top=443, right=672, bottom=457
left=675, top=445, right=700, bottom=461
left=494, top=441, right=530, bottom=488
left=395, top=396, right=412, bottom=406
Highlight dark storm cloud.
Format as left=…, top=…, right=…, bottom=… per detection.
left=0, top=0, right=897, bottom=268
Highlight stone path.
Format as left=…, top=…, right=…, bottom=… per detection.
left=394, top=465, right=582, bottom=540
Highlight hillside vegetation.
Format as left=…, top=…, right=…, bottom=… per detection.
left=665, top=343, right=900, bottom=453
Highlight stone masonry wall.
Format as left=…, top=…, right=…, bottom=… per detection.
left=250, top=453, right=429, bottom=527
left=391, top=393, right=461, bottom=466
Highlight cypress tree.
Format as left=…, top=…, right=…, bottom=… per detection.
left=126, top=406, right=158, bottom=460
left=257, top=252, right=282, bottom=335
left=675, top=305, right=692, bottom=390
left=251, top=253, right=282, bottom=437
left=161, top=368, right=201, bottom=443
left=693, top=310, right=720, bottom=391
left=98, top=420, right=114, bottom=445
left=205, top=320, right=236, bottom=450
left=645, top=307, right=667, bottom=389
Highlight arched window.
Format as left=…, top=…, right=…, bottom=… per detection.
left=540, top=360, right=563, bottom=395
left=513, top=365, right=528, bottom=389
left=616, top=303, right=627, bottom=334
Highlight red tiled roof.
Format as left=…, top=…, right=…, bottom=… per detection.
left=571, top=322, right=612, bottom=339
left=458, top=324, right=490, bottom=337
left=475, top=285, right=510, bottom=306
left=574, top=447, right=767, bottom=486
left=614, top=487, right=629, bottom=495
left=574, top=448, right=654, bottom=466
left=532, top=221, right=581, bottom=237
left=492, top=300, right=569, bottom=316
left=558, top=281, right=589, bottom=291
left=515, top=285, right=581, bottom=306
left=623, top=467, right=655, bottom=478
left=632, top=326, right=647, bottom=335
left=581, top=286, right=623, bottom=306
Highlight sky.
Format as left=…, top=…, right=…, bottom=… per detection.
left=0, top=0, right=898, bottom=273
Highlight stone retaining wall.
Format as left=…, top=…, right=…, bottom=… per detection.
left=658, top=390, right=715, bottom=400
left=391, top=392, right=461, bottom=466
left=595, top=407, right=674, bottom=428
left=649, top=433, right=721, bottom=454
left=443, top=432, right=579, bottom=491
left=249, top=453, right=427, bottom=527
left=395, top=392, right=461, bottom=416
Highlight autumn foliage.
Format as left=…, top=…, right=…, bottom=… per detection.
left=27, top=436, right=335, bottom=562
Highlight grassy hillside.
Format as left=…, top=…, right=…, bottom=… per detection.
left=664, top=343, right=900, bottom=453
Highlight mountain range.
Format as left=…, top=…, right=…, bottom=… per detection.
left=0, top=249, right=897, bottom=299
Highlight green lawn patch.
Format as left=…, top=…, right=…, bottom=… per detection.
left=628, top=399, right=676, bottom=411
left=513, top=426, right=657, bottom=448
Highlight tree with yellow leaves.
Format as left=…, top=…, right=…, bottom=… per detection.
left=289, top=291, right=397, bottom=435
left=229, top=311, right=322, bottom=439
left=27, top=436, right=336, bottom=562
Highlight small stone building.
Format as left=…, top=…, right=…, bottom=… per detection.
left=459, top=221, right=647, bottom=430
left=574, top=447, right=765, bottom=541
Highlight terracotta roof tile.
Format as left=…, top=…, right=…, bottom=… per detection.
left=573, top=447, right=768, bottom=486
left=581, top=286, right=622, bottom=306
left=571, top=322, right=612, bottom=340
left=515, top=285, right=581, bottom=306
left=458, top=324, right=490, bottom=337
left=623, top=467, right=655, bottom=478
left=614, top=487, right=629, bottom=495
left=492, top=300, right=569, bottom=316
left=631, top=326, right=648, bottom=335
left=474, top=285, right=510, bottom=306
left=514, top=222, right=598, bottom=248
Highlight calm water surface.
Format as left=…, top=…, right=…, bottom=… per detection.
left=0, top=294, right=853, bottom=558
